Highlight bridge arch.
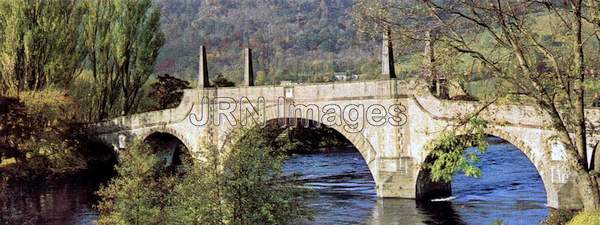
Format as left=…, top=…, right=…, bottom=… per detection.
left=482, top=127, right=552, bottom=197
left=82, top=140, right=119, bottom=173
left=415, top=128, right=551, bottom=205
left=139, top=128, right=192, bottom=168
left=138, top=127, right=193, bottom=153
left=219, top=105, right=380, bottom=183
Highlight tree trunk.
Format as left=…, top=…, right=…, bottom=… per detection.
left=574, top=167, right=600, bottom=209
left=573, top=0, right=588, bottom=169
left=547, top=102, right=600, bottom=208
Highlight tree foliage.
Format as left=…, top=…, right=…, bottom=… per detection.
left=0, top=90, right=86, bottom=180
left=148, top=74, right=189, bottom=110
left=95, top=128, right=312, bottom=225
left=353, top=0, right=600, bottom=209
left=211, top=73, right=236, bottom=87
left=82, top=0, right=165, bottom=120
left=0, top=0, right=86, bottom=94
left=221, top=128, right=313, bottom=225
left=566, top=209, right=600, bottom=225
left=95, top=141, right=163, bottom=225
left=0, top=0, right=165, bottom=121
left=423, top=118, right=488, bottom=182
left=155, top=0, right=377, bottom=83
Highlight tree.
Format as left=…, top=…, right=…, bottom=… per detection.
left=422, top=118, right=488, bottom=182
left=154, top=0, right=368, bottom=84
left=353, top=0, right=600, bottom=209
left=221, top=128, right=313, bottom=225
left=0, top=0, right=86, bottom=94
left=212, top=73, right=236, bottom=87
left=82, top=0, right=164, bottom=120
left=0, top=90, right=86, bottom=180
left=148, top=74, right=189, bottom=110
left=95, top=141, right=164, bottom=225
left=114, top=0, right=165, bottom=115
left=95, top=128, right=312, bottom=225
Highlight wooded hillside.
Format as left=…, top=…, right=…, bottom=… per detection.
left=155, top=0, right=379, bottom=84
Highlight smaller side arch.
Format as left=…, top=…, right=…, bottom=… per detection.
left=137, top=127, right=193, bottom=169
left=414, top=128, right=552, bottom=204
left=80, top=139, right=119, bottom=174
left=137, top=127, right=193, bottom=153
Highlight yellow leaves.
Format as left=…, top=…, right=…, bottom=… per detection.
left=18, top=89, right=79, bottom=121
left=566, top=209, right=600, bottom=225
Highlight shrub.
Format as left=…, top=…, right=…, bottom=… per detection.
left=95, top=141, right=164, bottom=225
left=221, top=128, right=313, bottom=224
left=542, top=209, right=578, bottom=225
left=95, top=128, right=312, bottom=225
left=566, top=210, right=600, bottom=225
left=0, top=89, right=86, bottom=180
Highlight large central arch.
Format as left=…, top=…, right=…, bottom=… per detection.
left=218, top=105, right=381, bottom=192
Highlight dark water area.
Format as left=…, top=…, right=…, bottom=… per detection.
left=0, top=173, right=110, bottom=225
left=0, top=137, right=547, bottom=225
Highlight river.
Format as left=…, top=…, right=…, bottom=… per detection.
left=0, top=137, right=547, bottom=225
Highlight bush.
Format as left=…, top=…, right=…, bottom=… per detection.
left=0, top=89, right=86, bottom=181
left=566, top=210, right=600, bottom=225
left=95, top=142, right=164, bottom=225
left=542, top=209, right=578, bottom=225
left=222, top=128, right=313, bottom=224
left=95, top=128, right=312, bottom=225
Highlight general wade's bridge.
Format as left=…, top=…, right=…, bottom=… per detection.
left=92, top=45, right=600, bottom=210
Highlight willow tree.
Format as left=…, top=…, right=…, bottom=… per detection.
left=353, top=0, right=600, bottom=209
left=83, top=0, right=164, bottom=120
left=0, top=0, right=86, bottom=94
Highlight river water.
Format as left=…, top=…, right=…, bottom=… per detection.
left=0, top=138, right=547, bottom=225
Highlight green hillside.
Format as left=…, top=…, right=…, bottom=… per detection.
left=154, top=0, right=379, bottom=84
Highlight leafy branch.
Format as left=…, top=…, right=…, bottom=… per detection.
left=423, top=117, right=488, bottom=183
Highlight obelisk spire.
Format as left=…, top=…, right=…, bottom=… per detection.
left=244, top=48, right=254, bottom=86
left=382, top=28, right=397, bottom=79
left=198, top=45, right=209, bottom=88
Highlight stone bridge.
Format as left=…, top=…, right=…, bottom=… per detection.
left=92, top=46, right=600, bottom=210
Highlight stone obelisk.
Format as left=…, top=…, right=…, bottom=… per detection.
left=244, top=48, right=254, bottom=86
left=198, top=45, right=210, bottom=88
left=382, top=29, right=397, bottom=79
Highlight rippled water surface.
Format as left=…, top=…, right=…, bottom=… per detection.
left=284, top=138, right=547, bottom=225
left=1, top=138, right=548, bottom=225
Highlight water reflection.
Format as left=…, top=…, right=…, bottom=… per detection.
left=363, top=199, right=466, bottom=225
left=0, top=174, right=108, bottom=225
